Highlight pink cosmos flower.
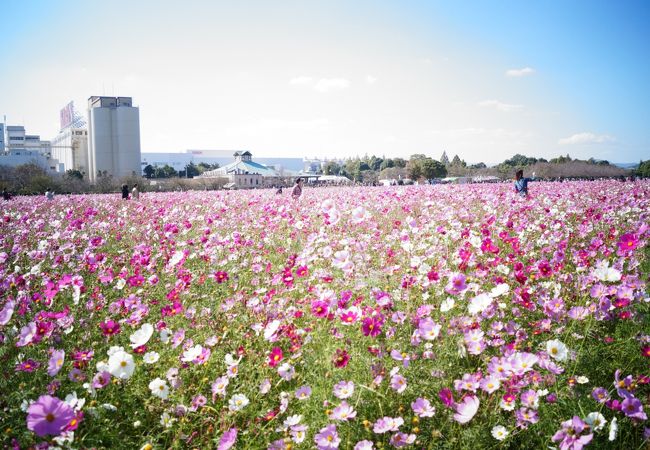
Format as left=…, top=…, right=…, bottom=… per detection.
left=217, top=427, right=237, bottom=450
left=390, top=373, right=407, bottom=393
left=16, top=359, right=40, bottom=373
left=373, top=416, right=404, bottom=434
left=445, top=273, right=467, bottom=295
left=47, top=349, right=65, bottom=376
left=411, top=397, right=435, bottom=417
left=551, top=416, right=593, bottom=450
left=361, top=315, right=383, bottom=337
left=617, top=233, right=638, bottom=253
left=26, top=395, right=76, bottom=437
left=213, top=271, right=229, bottom=284
left=453, top=395, right=479, bottom=424
left=333, top=349, right=350, bottom=368
left=268, top=347, right=283, bottom=367
left=314, top=423, right=340, bottom=449
left=330, top=400, right=357, bottom=421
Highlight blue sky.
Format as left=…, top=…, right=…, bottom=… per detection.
left=1, top=0, right=648, bottom=163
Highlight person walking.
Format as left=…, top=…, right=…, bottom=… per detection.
left=514, top=170, right=535, bottom=197
left=292, top=178, right=304, bottom=200
left=121, top=184, right=129, bottom=200
left=131, top=183, right=140, bottom=200
left=2, top=188, right=11, bottom=201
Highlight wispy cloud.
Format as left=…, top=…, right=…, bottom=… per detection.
left=366, top=75, right=377, bottom=84
left=260, top=118, right=330, bottom=132
left=289, top=76, right=313, bottom=85
left=478, top=100, right=523, bottom=112
left=505, top=67, right=535, bottom=77
left=558, top=132, right=615, bottom=145
left=289, top=76, right=351, bottom=92
left=314, top=78, right=350, bottom=92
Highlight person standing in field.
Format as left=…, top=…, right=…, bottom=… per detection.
left=121, top=184, right=129, bottom=200
left=514, top=170, right=535, bottom=197
left=292, top=178, right=304, bottom=199
left=131, top=183, right=140, bottom=200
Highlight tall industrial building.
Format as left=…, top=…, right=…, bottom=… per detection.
left=87, top=96, right=141, bottom=183
left=51, top=101, right=89, bottom=176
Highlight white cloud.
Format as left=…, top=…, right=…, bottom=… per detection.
left=289, top=76, right=351, bottom=92
left=314, top=78, right=350, bottom=92
left=558, top=132, right=615, bottom=145
left=366, top=75, right=377, bottom=84
left=478, top=100, right=523, bottom=112
left=505, top=67, right=535, bottom=77
left=289, top=76, right=313, bottom=85
left=259, top=118, right=330, bottom=132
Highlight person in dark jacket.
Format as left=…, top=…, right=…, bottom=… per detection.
left=121, top=184, right=129, bottom=199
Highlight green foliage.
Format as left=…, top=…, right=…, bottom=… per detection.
left=635, top=160, right=650, bottom=177
left=502, top=154, right=539, bottom=167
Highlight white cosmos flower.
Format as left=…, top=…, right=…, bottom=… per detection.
left=491, top=425, right=509, bottom=440
left=332, top=250, right=353, bottom=272
left=108, top=350, right=135, bottom=379
left=546, top=339, right=568, bottom=361
left=585, top=412, right=606, bottom=431
left=160, top=329, right=172, bottom=344
left=228, top=394, right=249, bottom=411
left=468, top=294, right=493, bottom=315
left=181, top=345, right=204, bottom=362
left=608, top=417, right=617, bottom=441
left=440, top=298, right=455, bottom=312
left=321, top=199, right=335, bottom=213
left=264, top=320, right=281, bottom=341
left=130, top=323, right=154, bottom=348
left=148, top=378, right=169, bottom=399
left=350, top=206, right=368, bottom=224
left=489, top=283, right=510, bottom=298
left=593, top=261, right=621, bottom=282
left=160, top=412, right=175, bottom=428
left=143, top=351, right=160, bottom=364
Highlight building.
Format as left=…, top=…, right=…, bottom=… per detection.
left=0, top=122, right=57, bottom=170
left=50, top=101, right=89, bottom=176
left=51, top=128, right=88, bottom=175
left=141, top=150, right=303, bottom=176
left=200, top=151, right=279, bottom=188
left=87, top=96, right=141, bottom=183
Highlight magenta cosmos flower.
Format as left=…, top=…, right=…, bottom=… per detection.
left=268, top=347, right=283, bottom=367
left=26, top=395, right=76, bottom=437
left=217, top=427, right=237, bottom=450
left=333, top=349, right=350, bottom=368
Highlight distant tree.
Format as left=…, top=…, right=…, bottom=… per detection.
left=549, top=154, right=573, bottom=164
left=154, top=164, right=178, bottom=178
left=185, top=162, right=200, bottom=178
left=358, top=162, right=371, bottom=171
left=379, top=159, right=394, bottom=171
left=451, top=155, right=464, bottom=166
left=368, top=156, right=383, bottom=171
left=420, top=158, right=447, bottom=179
left=65, top=169, right=84, bottom=180
left=410, top=154, right=427, bottom=161
left=503, top=154, right=538, bottom=166
left=143, top=164, right=155, bottom=178
left=392, top=158, right=407, bottom=168
left=636, top=160, right=650, bottom=177
left=440, top=151, right=450, bottom=166
left=323, top=161, right=341, bottom=175
left=469, top=162, right=487, bottom=170
left=406, top=159, right=422, bottom=180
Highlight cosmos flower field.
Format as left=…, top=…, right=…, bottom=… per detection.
left=0, top=181, right=648, bottom=449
